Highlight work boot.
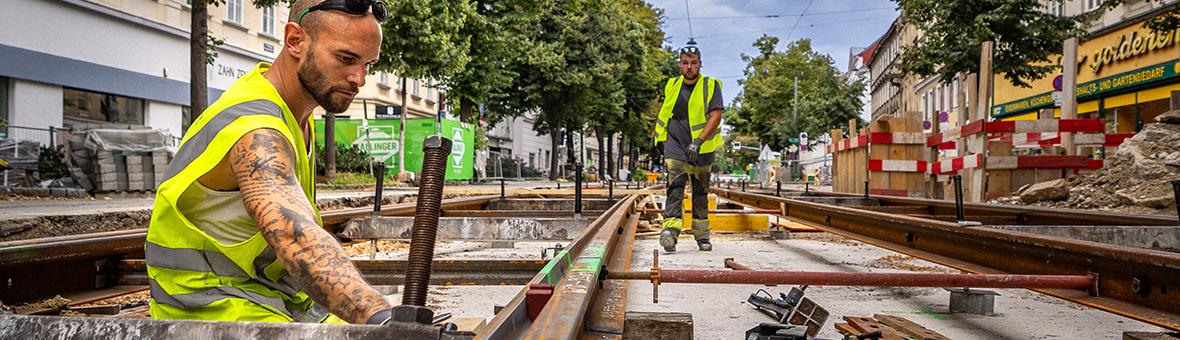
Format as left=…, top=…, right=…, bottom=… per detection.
left=659, top=228, right=680, bottom=252
left=696, top=239, right=712, bottom=251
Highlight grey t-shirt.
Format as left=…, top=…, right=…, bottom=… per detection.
left=664, top=77, right=724, bottom=166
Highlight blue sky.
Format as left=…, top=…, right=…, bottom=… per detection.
left=644, top=0, right=901, bottom=104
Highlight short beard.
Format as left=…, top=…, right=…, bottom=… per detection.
left=297, top=49, right=355, bottom=113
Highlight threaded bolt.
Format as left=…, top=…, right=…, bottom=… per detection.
left=402, top=135, right=452, bottom=307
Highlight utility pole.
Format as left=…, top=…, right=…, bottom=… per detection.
left=793, top=76, right=798, bottom=128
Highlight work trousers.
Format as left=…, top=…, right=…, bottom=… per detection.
left=662, top=158, right=711, bottom=240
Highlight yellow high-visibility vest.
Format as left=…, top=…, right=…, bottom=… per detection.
left=146, top=62, right=326, bottom=322
left=654, top=76, right=723, bottom=153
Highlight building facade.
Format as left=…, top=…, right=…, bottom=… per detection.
left=0, top=0, right=442, bottom=147
left=994, top=2, right=1178, bottom=139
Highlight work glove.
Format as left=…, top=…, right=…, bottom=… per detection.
left=685, top=138, right=704, bottom=163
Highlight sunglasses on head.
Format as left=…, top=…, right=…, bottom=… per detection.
left=680, top=45, right=700, bottom=55
left=298, top=0, right=387, bottom=25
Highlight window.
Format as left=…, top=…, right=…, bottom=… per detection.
left=379, top=72, right=389, bottom=86
left=413, top=79, right=420, bottom=96
left=63, top=88, right=145, bottom=126
left=951, top=80, right=959, bottom=109
left=261, top=6, right=275, bottom=35
left=226, top=0, right=243, bottom=24
left=427, top=80, right=434, bottom=99
left=529, top=153, right=535, bottom=168
left=1084, top=0, right=1100, bottom=12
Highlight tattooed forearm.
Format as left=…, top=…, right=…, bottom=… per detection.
left=230, top=129, right=391, bottom=324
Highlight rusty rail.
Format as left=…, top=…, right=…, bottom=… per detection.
left=477, top=195, right=638, bottom=339
left=715, top=187, right=1180, bottom=330
left=609, top=269, right=1097, bottom=290
left=761, top=188, right=1175, bottom=226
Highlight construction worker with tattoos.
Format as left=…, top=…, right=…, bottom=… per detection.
left=146, top=0, right=396, bottom=324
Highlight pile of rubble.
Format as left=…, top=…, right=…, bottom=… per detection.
left=993, top=110, right=1180, bottom=216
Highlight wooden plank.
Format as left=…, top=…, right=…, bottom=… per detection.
left=874, top=314, right=951, bottom=340
left=987, top=140, right=1013, bottom=198
left=449, top=317, right=487, bottom=332
left=831, top=129, right=844, bottom=192
left=843, top=316, right=905, bottom=340
left=870, top=121, right=892, bottom=194
left=623, top=312, right=693, bottom=340
left=1010, top=169, right=1036, bottom=193
left=903, top=111, right=927, bottom=198
left=834, top=322, right=859, bottom=336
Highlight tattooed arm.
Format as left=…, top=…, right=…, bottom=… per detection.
left=229, top=128, right=391, bottom=324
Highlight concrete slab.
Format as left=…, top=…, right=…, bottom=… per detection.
left=627, top=233, right=1166, bottom=339
left=486, top=198, right=617, bottom=211
left=339, top=217, right=589, bottom=240
left=987, top=225, right=1180, bottom=252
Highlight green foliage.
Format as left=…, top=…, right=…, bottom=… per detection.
left=1144, top=3, right=1179, bottom=33
left=630, top=167, right=646, bottom=181
left=372, top=0, right=476, bottom=80
left=439, top=0, right=540, bottom=125
left=895, top=0, right=1123, bottom=87
left=728, top=37, right=865, bottom=152
left=315, top=143, right=373, bottom=175
left=37, top=147, right=69, bottom=180
left=479, top=0, right=667, bottom=178
left=206, top=35, right=225, bottom=66
left=323, top=172, right=393, bottom=186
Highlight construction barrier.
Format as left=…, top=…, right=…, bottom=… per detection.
left=925, top=118, right=1130, bottom=200
left=829, top=111, right=928, bottom=198
left=827, top=115, right=1135, bottom=200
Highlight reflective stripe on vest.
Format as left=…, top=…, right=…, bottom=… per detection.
left=164, top=100, right=284, bottom=181
left=653, top=76, right=723, bottom=153
left=145, top=241, right=302, bottom=296
left=147, top=62, right=321, bottom=322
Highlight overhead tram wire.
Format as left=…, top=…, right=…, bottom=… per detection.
left=684, top=0, right=695, bottom=41
left=694, top=15, right=896, bottom=40
left=664, top=6, right=895, bottom=21
left=784, top=0, right=816, bottom=42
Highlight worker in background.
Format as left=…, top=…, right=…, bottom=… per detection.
left=146, top=0, right=396, bottom=325
left=653, top=41, right=724, bottom=252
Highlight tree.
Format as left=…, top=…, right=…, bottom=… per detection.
left=487, top=0, right=666, bottom=180
left=436, top=0, right=539, bottom=124
left=895, top=0, right=1127, bottom=87
left=727, top=37, right=865, bottom=153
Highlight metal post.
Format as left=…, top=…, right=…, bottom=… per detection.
left=608, top=180, right=614, bottom=201
left=953, top=174, right=966, bottom=223
left=373, top=162, right=386, bottom=215
left=864, top=180, right=869, bottom=199
left=776, top=181, right=782, bottom=196
left=804, top=181, right=810, bottom=195
left=500, top=177, right=506, bottom=200
left=1172, top=180, right=1180, bottom=224
left=401, top=136, right=452, bottom=311
left=741, top=180, right=746, bottom=192
left=575, top=162, right=583, bottom=217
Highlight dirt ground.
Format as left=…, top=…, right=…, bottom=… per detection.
left=625, top=233, right=1165, bottom=339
